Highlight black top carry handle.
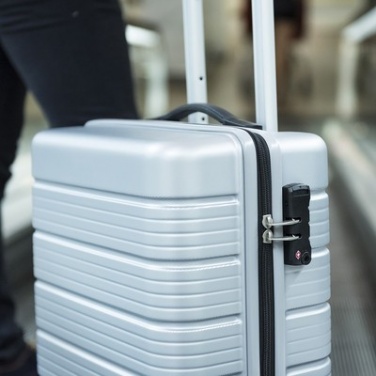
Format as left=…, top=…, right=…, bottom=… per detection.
left=154, top=103, right=262, bottom=130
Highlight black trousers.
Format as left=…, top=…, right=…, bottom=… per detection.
left=0, top=0, right=138, bottom=362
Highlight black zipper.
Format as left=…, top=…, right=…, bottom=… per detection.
left=243, top=129, right=275, bottom=376
left=157, top=103, right=275, bottom=374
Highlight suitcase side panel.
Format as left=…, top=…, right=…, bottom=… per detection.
left=32, top=126, right=252, bottom=375
left=37, top=331, right=137, bottom=376
left=33, top=183, right=241, bottom=261
left=285, top=303, right=331, bottom=367
left=36, top=282, right=244, bottom=375
left=287, top=358, right=331, bottom=376
left=33, top=229, right=243, bottom=321
left=33, top=192, right=247, bottom=374
left=270, top=132, right=331, bottom=374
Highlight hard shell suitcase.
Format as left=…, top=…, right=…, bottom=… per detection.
left=32, top=0, right=331, bottom=375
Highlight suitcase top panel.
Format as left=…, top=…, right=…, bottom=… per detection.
left=32, top=120, right=246, bottom=198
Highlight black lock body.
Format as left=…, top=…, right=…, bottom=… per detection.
left=283, top=184, right=311, bottom=265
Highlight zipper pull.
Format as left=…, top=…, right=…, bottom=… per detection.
left=262, top=228, right=300, bottom=244
left=262, top=214, right=300, bottom=229
left=262, top=214, right=300, bottom=244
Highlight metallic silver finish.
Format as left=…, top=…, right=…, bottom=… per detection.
left=262, top=214, right=300, bottom=229
left=262, top=229, right=299, bottom=244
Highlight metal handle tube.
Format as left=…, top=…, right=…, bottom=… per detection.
left=182, top=0, right=208, bottom=124
left=251, top=0, right=278, bottom=131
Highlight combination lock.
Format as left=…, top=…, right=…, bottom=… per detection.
left=283, top=184, right=311, bottom=266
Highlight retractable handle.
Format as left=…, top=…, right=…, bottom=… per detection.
left=251, top=0, right=278, bottom=131
left=182, top=0, right=278, bottom=131
left=182, top=0, right=208, bottom=124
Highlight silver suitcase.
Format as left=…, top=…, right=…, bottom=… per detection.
left=32, top=1, right=331, bottom=375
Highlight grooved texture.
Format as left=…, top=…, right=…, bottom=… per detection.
left=33, top=183, right=245, bottom=375
left=32, top=125, right=332, bottom=375
left=285, top=190, right=331, bottom=371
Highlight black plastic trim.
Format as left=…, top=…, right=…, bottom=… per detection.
left=154, top=103, right=262, bottom=129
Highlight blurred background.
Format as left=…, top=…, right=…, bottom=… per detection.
left=3, top=0, right=376, bottom=374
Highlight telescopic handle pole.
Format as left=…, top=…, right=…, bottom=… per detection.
left=251, top=0, right=278, bottom=131
left=182, top=0, right=208, bottom=124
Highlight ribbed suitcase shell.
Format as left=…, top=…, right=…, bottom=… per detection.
left=32, top=119, right=330, bottom=375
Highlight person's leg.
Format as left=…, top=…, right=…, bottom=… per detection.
left=0, top=219, right=26, bottom=366
left=0, top=41, right=28, bottom=368
left=0, top=0, right=137, bottom=373
left=0, top=224, right=36, bottom=376
left=0, top=0, right=138, bottom=128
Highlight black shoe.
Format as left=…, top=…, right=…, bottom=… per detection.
left=0, top=346, right=38, bottom=376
